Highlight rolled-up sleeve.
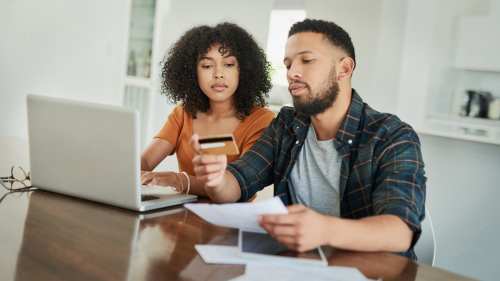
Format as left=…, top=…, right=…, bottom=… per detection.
left=372, top=123, right=426, bottom=248
left=227, top=116, right=278, bottom=202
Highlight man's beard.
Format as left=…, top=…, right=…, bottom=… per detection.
left=291, top=67, right=339, bottom=117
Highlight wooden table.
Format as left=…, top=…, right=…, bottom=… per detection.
left=0, top=136, right=476, bottom=281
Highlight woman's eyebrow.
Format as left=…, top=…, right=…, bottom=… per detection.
left=199, top=56, right=213, bottom=61
left=199, top=54, right=234, bottom=61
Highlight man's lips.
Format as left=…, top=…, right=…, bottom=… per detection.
left=211, top=83, right=228, bottom=91
left=289, top=83, right=307, bottom=95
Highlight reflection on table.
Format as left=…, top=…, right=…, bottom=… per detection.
left=11, top=190, right=245, bottom=281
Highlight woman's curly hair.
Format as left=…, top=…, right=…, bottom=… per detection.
left=160, top=22, right=273, bottom=120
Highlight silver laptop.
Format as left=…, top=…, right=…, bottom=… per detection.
left=26, top=94, right=197, bottom=211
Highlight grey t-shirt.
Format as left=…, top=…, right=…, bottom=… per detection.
left=289, top=124, right=342, bottom=217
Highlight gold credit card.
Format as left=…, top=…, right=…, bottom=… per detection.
left=198, top=134, right=239, bottom=155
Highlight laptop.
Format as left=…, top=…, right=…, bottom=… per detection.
left=26, top=94, right=198, bottom=211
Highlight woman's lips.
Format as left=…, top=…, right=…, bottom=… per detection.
left=211, top=83, right=227, bottom=91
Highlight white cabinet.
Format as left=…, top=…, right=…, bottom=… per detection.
left=122, top=0, right=159, bottom=150
left=454, top=1, right=500, bottom=72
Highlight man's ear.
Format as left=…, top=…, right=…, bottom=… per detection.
left=337, top=57, right=355, bottom=80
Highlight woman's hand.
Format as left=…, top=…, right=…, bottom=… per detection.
left=140, top=171, right=178, bottom=188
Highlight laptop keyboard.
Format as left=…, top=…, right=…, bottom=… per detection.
left=141, top=195, right=160, bottom=202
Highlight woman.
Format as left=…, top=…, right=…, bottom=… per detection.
left=140, top=22, right=275, bottom=198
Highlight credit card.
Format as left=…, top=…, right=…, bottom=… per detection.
left=198, top=134, right=239, bottom=155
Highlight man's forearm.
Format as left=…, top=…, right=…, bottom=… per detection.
left=205, top=170, right=242, bottom=203
left=326, top=214, right=413, bottom=252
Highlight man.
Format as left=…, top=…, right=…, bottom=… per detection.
left=190, top=19, right=425, bottom=260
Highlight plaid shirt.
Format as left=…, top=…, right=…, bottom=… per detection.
left=227, top=90, right=426, bottom=260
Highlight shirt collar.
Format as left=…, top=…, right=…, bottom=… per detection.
left=336, top=89, right=363, bottom=145
left=292, top=89, right=363, bottom=145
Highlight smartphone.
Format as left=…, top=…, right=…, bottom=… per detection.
left=238, top=229, right=328, bottom=266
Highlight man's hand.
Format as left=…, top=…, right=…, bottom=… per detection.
left=189, top=134, right=241, bottom=203
left=258, top=204, right=332, bottom=252
left=190, top=134, right=227, bottom=188
left=262, top=205, right=414, bottom=253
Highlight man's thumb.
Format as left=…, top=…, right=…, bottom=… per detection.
left=190, top=134, right=203, bottom=156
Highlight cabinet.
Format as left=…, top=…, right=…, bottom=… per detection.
left=403, top=0, right=500, bottom=145
left=123, top=0, right=159, bottom=150
left=454, top=1, right=500, bottom=72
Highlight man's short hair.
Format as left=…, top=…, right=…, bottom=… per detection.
left=288, top=19, right=356, bottom=70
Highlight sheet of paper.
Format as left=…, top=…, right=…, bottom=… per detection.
left=229, top=263, right=374, bottom=281
left=195, top=245, right=247, bottom=264
left=184, top=197, right=288, bottom=232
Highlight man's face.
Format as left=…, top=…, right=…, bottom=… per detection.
left=284, top=32, right=339, bottom=116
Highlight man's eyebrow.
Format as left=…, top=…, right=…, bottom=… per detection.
left=283, top=50, right=315, bottom=63
left=223, top=54, right=235, bottom=58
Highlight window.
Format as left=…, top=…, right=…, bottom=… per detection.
left=266, top=10, right=306, bottom=106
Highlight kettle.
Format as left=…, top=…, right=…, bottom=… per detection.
left=462, top=90, right=492, bottom=118
left=477, top=91, right=492, bottom=118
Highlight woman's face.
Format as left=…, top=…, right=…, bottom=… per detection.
left=197, top=44, right=239, bottom=103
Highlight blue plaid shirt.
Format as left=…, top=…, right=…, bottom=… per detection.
left=227, top=90, right=426, bottom=260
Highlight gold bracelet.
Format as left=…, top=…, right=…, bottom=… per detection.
left=173, top=172, right=184, bottom=193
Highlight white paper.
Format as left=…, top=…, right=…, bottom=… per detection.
left=229, top=263, right=372, bottom=281
left=195, top=245, right=247, bottom=264
left=195, top=245, right=378, bottom=281
left=184, top=197, right=288, bottom=232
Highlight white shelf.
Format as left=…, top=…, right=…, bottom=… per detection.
left=426, top=113, right=500, bottom=131
left=124, top=75, right=153, bottom=89
left=416, top=114, right=500, bottom=145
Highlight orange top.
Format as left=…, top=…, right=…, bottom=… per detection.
left=155, top=104, right=276, bottom=176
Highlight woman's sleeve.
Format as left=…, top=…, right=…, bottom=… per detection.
left=154, top=104, right=185, bottom=156
left=240, top=109, right=276, bottom=156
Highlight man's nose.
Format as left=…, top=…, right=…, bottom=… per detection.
left=287, top=63, right=302, bottom=81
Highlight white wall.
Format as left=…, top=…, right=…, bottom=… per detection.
left=304, top=0, right=383, bottom=110
left=419, top=134, right=500, bottom=281
left=395, top=0, right=436, bottom=127
left=0, top=0, right=130, bottom=138
left=367, top=0, right=408, bottom=115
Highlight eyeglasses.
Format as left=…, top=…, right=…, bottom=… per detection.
left=0, top=165, right=34, bottom=191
